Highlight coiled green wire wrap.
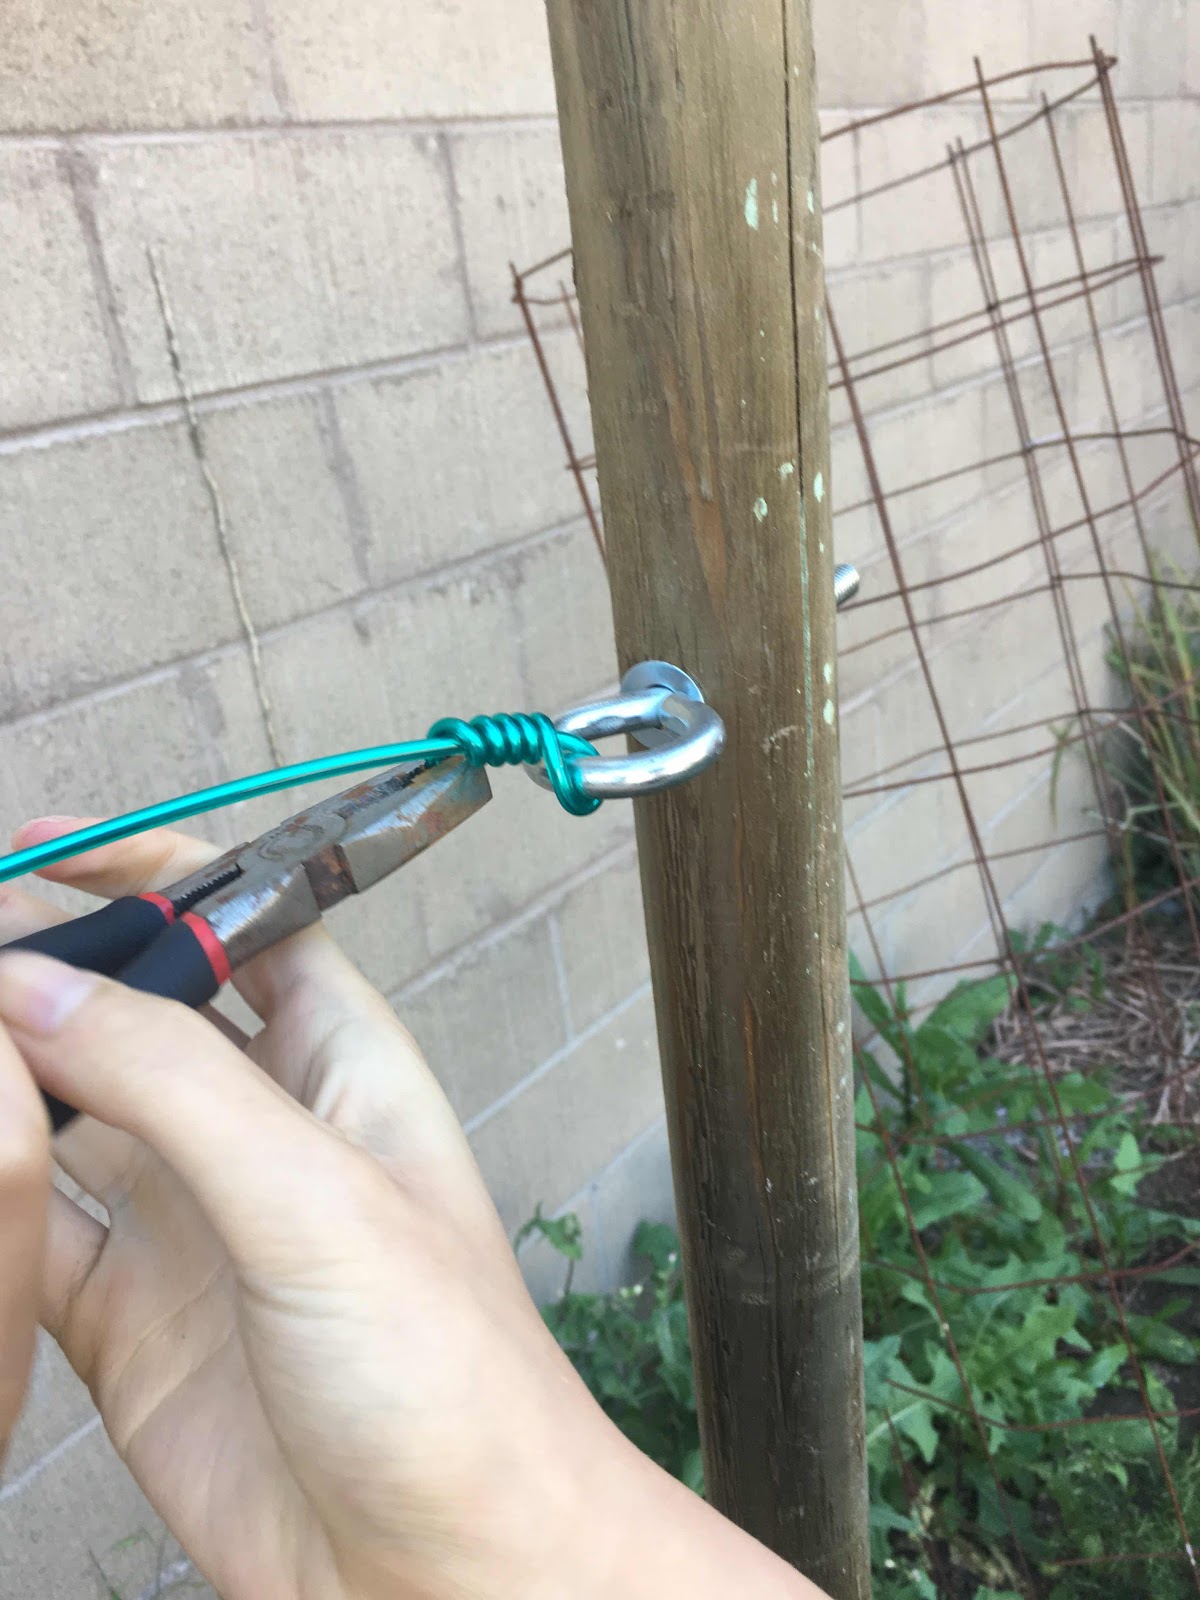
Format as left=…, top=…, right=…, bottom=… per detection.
left=0, top=711, right=601, bottom=887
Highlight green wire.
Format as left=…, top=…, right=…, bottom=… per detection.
left=0, top=713, right=601, bottom=887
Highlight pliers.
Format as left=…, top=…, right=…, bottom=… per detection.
left=4, top=755, right=492, bottom=1131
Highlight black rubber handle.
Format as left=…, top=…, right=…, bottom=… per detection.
left=118, top=919, right=225, bottom=1009
left=13, top=915, right=226, bottom=1133
left=5, top=898, right=178, bottom=1134
left=6, top=897, right=172, bottom=976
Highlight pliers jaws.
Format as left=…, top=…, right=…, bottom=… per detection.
left=174, top=754, right=491, bottom=973
left=6, top=756, right=491, bottom=1132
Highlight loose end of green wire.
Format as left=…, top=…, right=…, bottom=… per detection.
left=427, top=713, right=602, bottom=817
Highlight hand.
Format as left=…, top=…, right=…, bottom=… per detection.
left=0, top=819, right=827, bottom=1600
left=0, top=993, right=48, bottom=1468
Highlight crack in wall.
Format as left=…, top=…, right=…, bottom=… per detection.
left=148, top=248, right=284, bottom=766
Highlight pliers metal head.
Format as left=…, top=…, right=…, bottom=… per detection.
left=164, top=755, right=491, bottom=976
left=8, top=755, right=490, bottom=1131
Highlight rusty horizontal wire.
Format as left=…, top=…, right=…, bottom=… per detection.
left=819, top=55, right=1116, bottom=144
left=884, top=1375, right=1200, bottom=1435
left=845, top=693, right=1199, bottom=802
left=865, top=1108, right=1200, bottom=1157
left=833, top=253, right=1160, bottom=373
left=841, top=570, right=1200, bottom=665
left=824, top=70, right=1107, bottom=217
left=510, top=244, right=573, bottom=283
left=845, top=678, right=1200, bottom=797
left=848, top=874, right=1200, bottom=989
left=1046, top=1547, right=1193, bottom=1571
left=839, top=426, right=1200, bottom=522
left=831, top=256, right=1159, bottom=390
left=845, top=444, right=1200, bottom=614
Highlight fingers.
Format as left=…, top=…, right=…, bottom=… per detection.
left=40, top=1187, right=108, bottom=1354
left=8, top=816, right=428, bottom=1137
left=2, top=818, right=228, bottom=1003
left=14, top=817, right=280, bottom=1021
left=0, top=953, right=379, bottom=1282
left=49, top=997, right=248, bottom=1211
left=0, top=881, right=72, bottom=945
left=239, top=952, right=511, bottom=1256
left=51, top=1114, right=145, bottom=1218
left=3, top=821, right=255, bottom=1199
left=5, top=821, right=495, bottom=1230
left=254, top=957, right=498, bottom=1213
left=13, top=816, right=368, bottom=1028
left=12, top=816, right=221, bottom=900
left=0, top=1025, right=50, bottom=1464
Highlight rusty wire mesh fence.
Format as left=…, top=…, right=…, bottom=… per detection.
left=515, top=37, right=1200, bottom=1599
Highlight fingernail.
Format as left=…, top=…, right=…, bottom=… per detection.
left=0, top=953, right=98, bottom=1035
left=11, top=816, right=82, bottom=849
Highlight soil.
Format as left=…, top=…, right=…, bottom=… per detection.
left=990, top=917, right=1200, bottom=1137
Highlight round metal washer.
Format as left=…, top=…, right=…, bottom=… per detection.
left=619, top=661, right=706, bottom=749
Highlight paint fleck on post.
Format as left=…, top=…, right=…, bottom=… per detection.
left=762, top=723, right=800, bottom=753
left=744, top=178, right=759, bottom=230
left=823, top=699, right=835, bottom=726
left=772, top=199, right=780, bottom=225
left=807, top=189, right=815, bottom=213
left=823, top=661, right=833, bottom=685
left=753, top=497, right=769, bottom=522
left=779, top=461, right=795, bottom=480
left=813, top=472, right=825, bottom=502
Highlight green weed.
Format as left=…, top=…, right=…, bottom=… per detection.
left=521, top=1210, right=703, bottom=1494
left=527, top=954, right=1200, bottom=1597
left=1105, top=564, right=1200, bottom=905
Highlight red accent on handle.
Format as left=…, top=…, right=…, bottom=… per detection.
left=182, top=913, right=232, bottom=988
left=138, top=892, right=177, bottom=923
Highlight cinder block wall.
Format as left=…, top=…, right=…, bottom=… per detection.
left=1, top=1, right=1197, bottom=1592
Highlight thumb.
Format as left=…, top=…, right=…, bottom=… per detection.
left=0, top=1022, right=49, bottom=1464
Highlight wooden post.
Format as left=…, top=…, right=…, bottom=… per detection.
left=544, top=4, right=869, bottom=1594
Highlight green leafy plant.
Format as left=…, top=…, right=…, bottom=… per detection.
left=1007, top=922, right=1105, bottom=1011
left=1104, top=564, right=1200, bottom=903
left=853, top=956, right=1200, bottom=1597
left=528, top=954, right=1200, bottom=1597
left=522, top=1210, right=703, bottom=1493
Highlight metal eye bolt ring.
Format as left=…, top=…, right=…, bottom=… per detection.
left=527, top=667, right=725, bottom=800
left=531, top=563, right=860, bottom=801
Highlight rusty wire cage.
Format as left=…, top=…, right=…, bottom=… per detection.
left=515, top=36, right=1200, bottom=1599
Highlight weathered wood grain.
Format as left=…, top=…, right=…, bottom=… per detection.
left=544, top=3, right=869, bottom=1592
